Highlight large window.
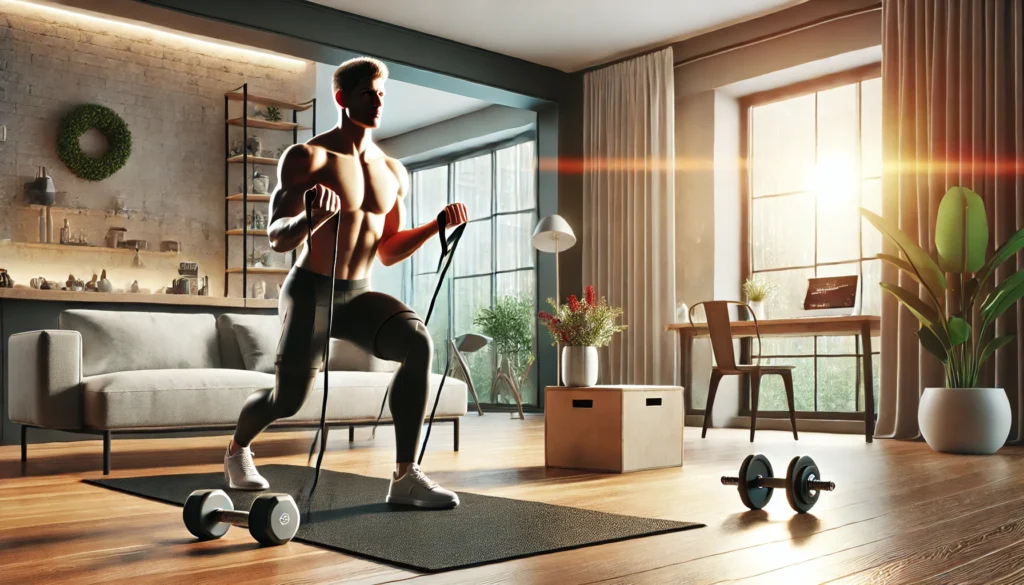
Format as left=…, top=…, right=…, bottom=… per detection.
left=407, top=140, right=538, bottom=408
left=743, top=68, right=881, bottom=417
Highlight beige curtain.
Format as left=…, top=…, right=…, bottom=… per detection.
left=582, top=48, right=677, bottom=385
left=877, top=0, right=1024, bottom=440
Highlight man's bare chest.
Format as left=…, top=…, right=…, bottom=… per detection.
left=322, top=154, right=398, bottom=215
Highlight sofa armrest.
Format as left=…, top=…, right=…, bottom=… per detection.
left=7, top=330, right=84, bottom=429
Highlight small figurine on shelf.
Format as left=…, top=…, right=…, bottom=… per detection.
left=130, top=280, right=139, bottom=293
left=246, top=136, right=262, bottom=157
left=0, top=269, right=13, bottom=288
left=98, top=269, right=113, bottom=293
left=252, top=171, right=269, bottom=194
left=85, top=273, right=99, bottom=292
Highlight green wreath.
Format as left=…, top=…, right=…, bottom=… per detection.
left=57, top=104, right=132, bottom=181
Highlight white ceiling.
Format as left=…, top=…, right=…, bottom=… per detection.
left=308, top=0, right=807, bottom=72
left=368, top=77, right=492, bottom=140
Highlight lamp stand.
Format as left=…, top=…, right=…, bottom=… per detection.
left=554, top=234, right=561, bottom=386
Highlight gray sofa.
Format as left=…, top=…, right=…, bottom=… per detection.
left=8, top=309, right=467, bottom=473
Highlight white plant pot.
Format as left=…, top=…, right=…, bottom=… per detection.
left=748, top=300, right=767, bottom=320
left=562, top=346, right=598, bottom=387
left=918, top=387, right=1011, bottom=454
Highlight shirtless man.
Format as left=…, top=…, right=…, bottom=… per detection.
left=223, top=57, right=467, bottom=509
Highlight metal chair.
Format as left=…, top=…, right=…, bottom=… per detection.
left=688, top=301, right=798, bottom=442
left=448, top=333, right=489, bottom=416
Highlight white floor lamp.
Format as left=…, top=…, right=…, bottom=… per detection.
left=531, top=214, right=576, bottom=386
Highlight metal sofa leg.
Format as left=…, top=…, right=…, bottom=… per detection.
left=454, top=418, right=459, bottom=452
left=21, top=425, right=28, bottom=464
left=103, top=431, right=111, bottom=475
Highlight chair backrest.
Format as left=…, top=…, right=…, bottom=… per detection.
left=688, top=301, right=761, bottom=372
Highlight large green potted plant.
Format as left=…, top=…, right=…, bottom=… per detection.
left=474, top=295, right=535, bottom=405
left=861, top=186, right=1019, bottom=454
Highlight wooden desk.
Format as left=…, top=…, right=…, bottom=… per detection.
left=665, top=315, right=881, bottom=443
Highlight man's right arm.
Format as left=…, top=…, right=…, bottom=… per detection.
left=267, top=145, right=321, bottom=254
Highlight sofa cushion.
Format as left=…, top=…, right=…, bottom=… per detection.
left=217, top=314, right=278, bottom=371
left=60, top=309, right=219, bottom=377
left=231, top=322, right=279, bottom=374
left=217, top=313, right=399, bottom=373
left=82, top=369, right=467, bottom=430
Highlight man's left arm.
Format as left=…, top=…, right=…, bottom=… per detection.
left=377, top=159, right=466, bottom=266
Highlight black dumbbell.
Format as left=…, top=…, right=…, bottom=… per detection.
left=183, top=489, right=299, bottom=546
left=720, top=454, right=836, bottom=513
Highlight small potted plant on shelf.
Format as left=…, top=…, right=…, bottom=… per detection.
left=539, top=285, right=627, bottom=387
left=861, top=186, right=1023, bottom=454
left=742, top=275, right=776, bottom=320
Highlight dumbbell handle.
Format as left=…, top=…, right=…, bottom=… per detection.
left=211, top=509, right=250, bottom=528
left=721, top=475, right=835, bottom=492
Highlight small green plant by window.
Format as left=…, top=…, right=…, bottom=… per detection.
left=742, top=275, right=777, bottom=303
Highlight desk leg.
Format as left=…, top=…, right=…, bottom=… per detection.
left=861, top=324, right=875, bottom=443
left=680, top=331, right=693, bottom=411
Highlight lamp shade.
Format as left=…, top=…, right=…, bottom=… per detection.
left=531, top=214, right=576, bottom=253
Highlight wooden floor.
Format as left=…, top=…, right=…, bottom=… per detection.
left=3, top=416, right=1024, bottom=584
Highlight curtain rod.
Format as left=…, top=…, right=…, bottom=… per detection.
left=674, top=3, right=882, bottom=69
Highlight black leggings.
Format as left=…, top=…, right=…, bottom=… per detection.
left=232, top=265, right=433, bottom=463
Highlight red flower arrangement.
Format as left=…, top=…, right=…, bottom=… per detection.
left=538, top=285, right=626, bottom=347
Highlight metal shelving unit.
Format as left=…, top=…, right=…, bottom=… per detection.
left=224, top=84, right=316, bottom=298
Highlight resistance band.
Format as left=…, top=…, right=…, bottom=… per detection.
left=304, top=203, right=466, bottom=500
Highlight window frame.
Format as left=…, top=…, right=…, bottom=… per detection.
left=407, top=133, right=540, bottom=412
left=735, top=63, right=881, bottom=422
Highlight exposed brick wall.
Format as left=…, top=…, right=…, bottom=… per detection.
left=0, top=1, right=314, bottom=296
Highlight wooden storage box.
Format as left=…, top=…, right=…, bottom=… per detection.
left=544, top=385, right=684, bottom=473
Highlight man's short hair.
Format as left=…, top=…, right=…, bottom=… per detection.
left=332, top=57, right=389, bottom=96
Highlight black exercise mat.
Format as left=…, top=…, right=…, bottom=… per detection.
left=86, top=464, right=702, bottom=573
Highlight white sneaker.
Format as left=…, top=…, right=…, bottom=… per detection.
left=224, top=445, right=270, bottom=491
left=386, top=464, right=460, bottom=509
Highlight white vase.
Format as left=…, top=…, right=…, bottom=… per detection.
left=748, top=300, right=766, bottom=320
left=918, top=387, right=1011, bottom=454
left=562, top=346, right=598, bottom=387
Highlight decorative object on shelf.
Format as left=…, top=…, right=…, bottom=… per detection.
left=85, top=273, right=99, bottom=292
left=246, top=136, right=262, bottom=157
left=264, top=106, right=282, bottom=122
left=30, top=277, right=43, bottom=289
left=251, top=208, right=266, bottom=230
left=675, top=301, right=689, bottom=322
left=0, top=269, right=13, bottom=288
left=742, top=275, right=776, bottom=320
left=198, top=275, right=210, bottom=296
left=252, top=171, right=270, bottom=194
left=861, top=186, right=1020, bottom=454
left=132, top=246, right=144, bottom=269
left=57, top=104, right=132, bottom=181
left=178, top=262, right=199, bottom=293
left=161, top=240, right=181, bottom=253
left=531, top=214, right=577, bottom=384
left=97, top=269, right=113, bottom=293
left=121, top=239, right=149, bottom=250
left=27, top=166, right=57, bottom=206
left=37, top=207, right=47, bottom=243
left=172, top=277, right=191, bottom=295
left=64, top=274, right=84, bottom=291
left=106, top=227, right=127, bottom=249
left=229, top=139, right=243, bottom=157
left=253, top=280, right=265, bottom=299
left=60, top=218, right=70, bottom=244
left=130, top=280, right=139, bottom=293
left=539, top=285, right=627, bottom=387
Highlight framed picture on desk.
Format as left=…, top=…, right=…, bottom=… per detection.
left=801, top=275, right=859, bottom=317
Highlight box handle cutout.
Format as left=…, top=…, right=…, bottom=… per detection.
left=646, top=398, right=662, bottom=406
left=572, top=399, right=593, bottom=408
